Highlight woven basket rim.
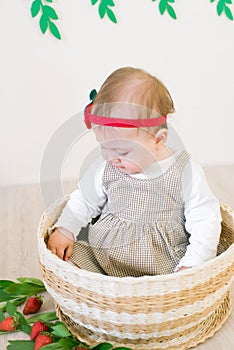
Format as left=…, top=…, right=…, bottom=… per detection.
left=38, top=201, right=234, bottom=284
left=37, top=199, right=234, bottom=350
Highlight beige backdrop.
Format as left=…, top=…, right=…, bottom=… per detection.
left=0, top=0, right=234, bottom=186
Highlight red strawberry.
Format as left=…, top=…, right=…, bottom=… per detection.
left=23, top=296, right=43, bottom=315
left=0, top=316, right=16, bottom=332
left=30, top=321, right=48, bottom=340
left=34, top=333, right=52, bottom=350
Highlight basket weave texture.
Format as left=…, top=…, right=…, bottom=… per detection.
left=38, top=198, right=234, bottom=350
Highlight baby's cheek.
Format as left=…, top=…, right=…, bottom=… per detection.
left=126, top=156, right=146, bottom=169
left=122, top=160, right=142, bottom=173
left=101, top=149, right=112, bottom=161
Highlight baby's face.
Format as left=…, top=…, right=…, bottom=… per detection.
left=94, top=127, right=157, bottom=175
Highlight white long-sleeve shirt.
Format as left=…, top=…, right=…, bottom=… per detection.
left=54, top=152, right=222, bottom=269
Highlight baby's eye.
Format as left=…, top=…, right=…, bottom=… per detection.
left=117, top=151, right=129, bottom=156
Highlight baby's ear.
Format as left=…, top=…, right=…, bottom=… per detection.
left=155, top=128, right=168, bottom=146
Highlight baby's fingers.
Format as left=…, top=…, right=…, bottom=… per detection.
left=64, top=244, right=74, bottom=261
left=50, top=248, right=57, bottom=256
left=47, top=241, right=57, bottom=255
left=55, top=248, right=66, bottom=260
left=48, top=245, right=65, bottom=260
left=47, top=238, right=57, bottom=252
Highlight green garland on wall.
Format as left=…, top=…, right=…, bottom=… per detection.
left=30, top=0, right=234, bottom=40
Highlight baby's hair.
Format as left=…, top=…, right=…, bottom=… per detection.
left=92, top=67, right=175, bottom=135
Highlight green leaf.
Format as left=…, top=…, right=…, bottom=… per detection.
left=46, top=0, right=53, bottom=2
left=17, top=278, right=45, bottom=287
left=7, top=340, right=34, bottom=350
left=4, top=283, right=45, bottom=297
left=168, top=0, right=175, bottom=2
left=106, top=0, right=115, bottom=6
left=0, top=297, right=27, bottom=312
left=210, top=0, right=216, bottom=2
left=50, top=322, right=71, bottom=337
left=16, top=311, right=28, bottom=326
left=107, top=8, right=117, bottom=23
left=99, top=1, right=107, bottom=18
left=225, top=0, right=232, bottom=4
left=31, top=0, right=41, bottom=18
left=159, top=0, right=167, bottom=15
left=90, top=343, right=113, bottom=350
left=27, top=311, right=58, bottom=323
left=167, top=4, right=177, bottom=19
left=40, top=13, right=49, bottom=34
left=6, top=301, right=17, bottom=316
left=0, top=290, right=16, bottom=302
left=39, top=343, right=64, bottom=349
left=217, top=1, right=224, bottom=15
left=21, top=324, right=32, bottom=335
left=43, top=5, right=59, bottom=20
left=13, top=297, right=27, bottom=307
left=0, top=297, right=27, bottom=313
left=0, top=280, right=15, bottom=290
left=0, top=311, right=4, bottom=322
left=91, top=0, right=99, bottom=5
left=49, top=21, right=61, bottom=39
left=224, top=5, right=233, bottom=19
left=58, top=337, right=79, bottom=350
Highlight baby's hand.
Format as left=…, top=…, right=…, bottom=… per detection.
left=47, top=228, right=74, bottom=261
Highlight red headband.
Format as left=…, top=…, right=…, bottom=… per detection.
left=84, top=103, right=167, bottom=129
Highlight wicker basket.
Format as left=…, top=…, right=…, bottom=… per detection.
left=38, top=198, right=234, bottom=350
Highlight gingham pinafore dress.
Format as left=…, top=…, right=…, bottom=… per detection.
left=70, top=151, right=191, bottom=276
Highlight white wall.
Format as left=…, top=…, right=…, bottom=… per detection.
left=1, top=0, right=234, bottom=186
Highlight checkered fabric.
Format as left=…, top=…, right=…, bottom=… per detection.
left=70, top=151, right=191, bottom=276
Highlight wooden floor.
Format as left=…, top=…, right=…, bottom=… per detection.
left=0, top=166, right=234, bottom=349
